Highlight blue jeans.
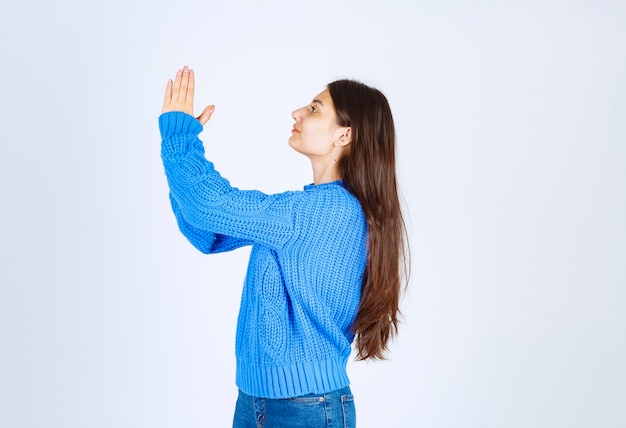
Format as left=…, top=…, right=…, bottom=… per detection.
left=232, top=386, right=356, bottom=428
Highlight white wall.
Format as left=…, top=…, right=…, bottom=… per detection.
left=1, top=1, right=624, bottom=427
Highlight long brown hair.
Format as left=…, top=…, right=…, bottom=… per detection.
left=328, top=79, right=409, bottom=360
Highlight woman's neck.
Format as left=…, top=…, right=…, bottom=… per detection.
left=311, top=161, right=341, bottom=185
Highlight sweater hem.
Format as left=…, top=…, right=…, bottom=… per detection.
left=236, top=356, right=351, bottom=399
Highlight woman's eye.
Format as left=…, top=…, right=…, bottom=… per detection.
left=310, top=105, right=318, bottom=113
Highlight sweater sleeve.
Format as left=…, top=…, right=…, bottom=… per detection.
left=160, top=111, right=296, bottom=250
left=169, top=193, right=252, bottom=253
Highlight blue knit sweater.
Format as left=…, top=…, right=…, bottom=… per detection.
left=159, top=112, right=368, bottom=399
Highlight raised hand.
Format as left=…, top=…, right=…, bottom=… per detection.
left=162, top=65, right=215, bottom=125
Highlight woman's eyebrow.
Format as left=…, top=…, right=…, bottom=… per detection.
left=312, top=99, right=324, bottom=107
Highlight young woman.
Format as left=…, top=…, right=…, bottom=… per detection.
left=160, top=66, right=408, bottom=428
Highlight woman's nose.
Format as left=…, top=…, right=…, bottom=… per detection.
left=292, top=107, right=304, bottom=121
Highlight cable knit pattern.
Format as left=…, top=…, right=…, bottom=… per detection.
left=160, top=112, right=367, bottom=399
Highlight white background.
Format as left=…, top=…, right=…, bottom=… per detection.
left=1, top=1, right=625, bottom=427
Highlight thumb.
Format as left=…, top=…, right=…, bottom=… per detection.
left=197, top=105, right=215, bottom=126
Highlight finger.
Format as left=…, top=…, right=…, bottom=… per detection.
left=197, top=105, right=215, bottom=126
left=161, top=79, right=173, bottom=112
left=187, top=69, right=195, bottom=104
left=178, top=65, right=190, bottom=101
left=172, top=68, right=183, bottom=100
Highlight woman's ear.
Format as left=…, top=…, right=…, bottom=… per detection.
left=334, top=127, right=352, bottom=147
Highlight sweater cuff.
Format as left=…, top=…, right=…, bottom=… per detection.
left=159, top=111, right=203, bottom=139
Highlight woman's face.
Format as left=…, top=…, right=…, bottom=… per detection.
left=289, top=89, right=350, bottom=159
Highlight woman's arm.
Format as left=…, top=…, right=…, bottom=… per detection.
left=160, top=66, right=296, bottom=250
left=169, top=193, right=252, bottom=254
